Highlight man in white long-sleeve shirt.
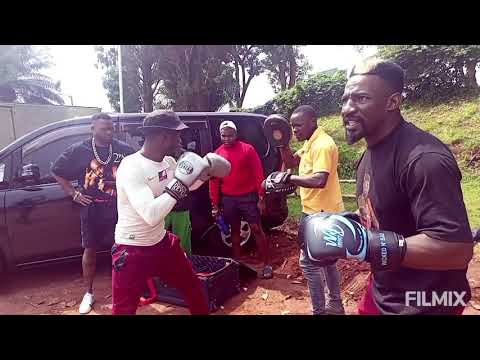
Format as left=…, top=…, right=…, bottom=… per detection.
left=112, top=110, right=230, bottom=315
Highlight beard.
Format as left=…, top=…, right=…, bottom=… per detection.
left=344, top=120, right=366, bottom=145
left=345, top=128, right=363, bottom=145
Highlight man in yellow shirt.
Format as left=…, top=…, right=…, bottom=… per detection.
left=277, top=105, right=345, bottom=315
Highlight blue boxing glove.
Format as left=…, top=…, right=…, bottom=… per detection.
left=299, top=212, right=407, bottom=271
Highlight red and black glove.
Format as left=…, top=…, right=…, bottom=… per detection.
left=263, top=171, right=296, bottom=195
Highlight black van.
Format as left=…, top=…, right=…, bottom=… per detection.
left=0, top=112, right=288, bottom=274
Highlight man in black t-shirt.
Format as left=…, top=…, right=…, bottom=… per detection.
left=345, top=59, right=473, bottom=314
left=298, top=58, right=474, bottom=315
left=51, top=113, right=134, bottom=314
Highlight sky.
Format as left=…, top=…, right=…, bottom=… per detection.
left=39, top=45, right=376, bottom=112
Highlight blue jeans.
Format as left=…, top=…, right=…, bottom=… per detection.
left=299, top=213, right=343, bottom=315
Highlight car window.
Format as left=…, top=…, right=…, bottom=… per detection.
left=21, top=126, right=91, bottom=185
left=0, top=162, right=5, bottom=183
left=0, top=154, right=12, bottom=189
left=121, top=123, right=203, bottom=156
left=123, top=128, right=144, bottom=152
left=210, top=117, right=269, bottom=158
left=180, top=127, right=202, bottom=154
left=236, top=118, right=269, bottom=157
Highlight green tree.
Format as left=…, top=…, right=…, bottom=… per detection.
left=352, top=45, right=377, bottom=55
left=226, top=45, right=264, bottom=108
left=95, top=46, right=152, bottom=113
left=274, top=69, right=347, bottom=117
left=261, top=45, right=311, bottom=93
left=251, top=69, right=347, bottom=118
left=157, top=45, right=234, bottom=111
left=377, top=45, right=480, bottom=102
left=96, top=45, right=234, bottom=112
left=0, top=45, right=64, bottom=104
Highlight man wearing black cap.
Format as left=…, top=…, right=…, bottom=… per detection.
left=112, top=110, right=231, bottom=315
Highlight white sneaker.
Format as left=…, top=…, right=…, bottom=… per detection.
left=79, top=292, right=95, bottom=314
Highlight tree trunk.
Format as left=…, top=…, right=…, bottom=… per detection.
left=240, top=60, right=247, bottom=107
left=143, top=90, right=153, bottom=112
left=141, top=59, right=154, bottom=113
left=465, top=61, right=478, bottom=88
left=287, top=47, right=297, bottom=89
left=234, top=59, right=241, bottom=107
left=278, top=62, right=287, bottom=91
left=187, top=46, right=199, bottom=111
left=239, top=73, right=254, bottom=108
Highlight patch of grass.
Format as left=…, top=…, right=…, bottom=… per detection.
left=461, top=171, right=480, bottom=227
left=342, top=182, right=356, bottom=195
left=287, top=196, right=302, bottom=220
left=286, top=97, right=480, bottom=225
left=402, top=98, right=480, bottom=169
left=287, top=183, right=358, bottom=220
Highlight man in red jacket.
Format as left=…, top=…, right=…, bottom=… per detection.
left=209, top=121, right=273, bottom=279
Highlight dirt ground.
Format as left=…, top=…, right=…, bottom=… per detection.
left=1, top=219, right=479, bottom=315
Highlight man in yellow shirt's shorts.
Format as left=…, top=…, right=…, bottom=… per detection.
left=277, top=105, right=345, bottom=315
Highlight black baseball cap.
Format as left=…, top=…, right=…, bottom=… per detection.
left=138, top=110, right=188, bottom=133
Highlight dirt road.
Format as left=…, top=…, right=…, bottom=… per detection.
left=1, top=219, right=479, bottom=315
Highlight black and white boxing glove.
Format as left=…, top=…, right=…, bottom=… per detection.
left=164, top=152, right=209, bottom=201
left=299, top=212, right=407, bottom=271
left=263, top=171, right=297, bottom=195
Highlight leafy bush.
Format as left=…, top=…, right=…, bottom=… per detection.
left=249, top=69, right=347, bottom=118
left=377, top=45, right=480, bottom=103
left=251, top=100, right=276, bottom=115
left=337, top=143, right=364, bottom=179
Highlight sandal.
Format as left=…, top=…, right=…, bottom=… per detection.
left=261, top=265, right=274, bottom=279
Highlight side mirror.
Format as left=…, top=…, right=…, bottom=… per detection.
left=19, top=164, right=40, bottom=183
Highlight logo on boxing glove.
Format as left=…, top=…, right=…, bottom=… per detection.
left=165, top=179, right=189, bottom=201
left=302, top=213, right=406, bottom=271
left=332, top=215, right=367, bottom=259
left=177, top=160, right=194, bottom=175
left=314, top=223, right=344, bottom=248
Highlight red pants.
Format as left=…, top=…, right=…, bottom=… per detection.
left=111, top=232, right=209, bottom=315
left=358, top=274, right=464, bottom=315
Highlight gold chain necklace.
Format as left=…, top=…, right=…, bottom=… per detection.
left=91, top=137, right=113, bottom=166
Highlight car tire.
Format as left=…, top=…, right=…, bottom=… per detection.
left=200, top=220, right=255, bottom=257
left=219, top=220, right=255, bottom=252
left=200, top=224, right=231, bottom=257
